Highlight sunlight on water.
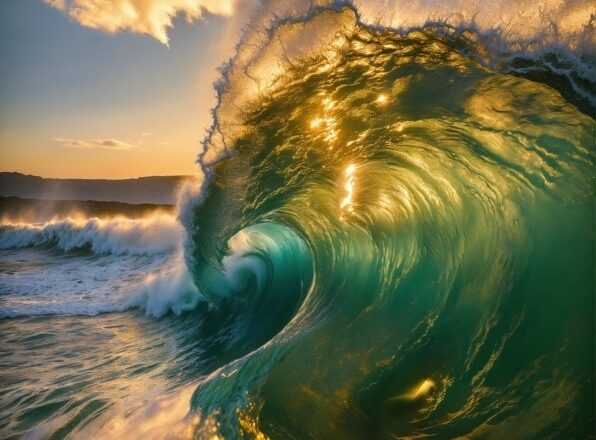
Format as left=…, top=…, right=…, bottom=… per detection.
left=340, top=163, right=357, bottom=214
left=184, top=6, right=594, bottom=438
left=407, top=379, right=436, bottom=400
left=376, top=93, right=388, bottom=104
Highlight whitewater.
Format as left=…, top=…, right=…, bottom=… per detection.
left=1, top=1, right=594, bottom=439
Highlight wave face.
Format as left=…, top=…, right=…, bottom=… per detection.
left=183, top=5, right=595, bottom=439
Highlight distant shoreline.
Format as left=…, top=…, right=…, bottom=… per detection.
left=0, top=171, right=193, bottom=181
left=0, top=172, right=193, bottom=205
left=0, top=196, right=174, bottom=223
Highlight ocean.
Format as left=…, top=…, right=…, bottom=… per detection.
left=1, top=2, right=594, bottom=439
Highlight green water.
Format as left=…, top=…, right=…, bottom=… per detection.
left=188, top=8, right=595, bottom=439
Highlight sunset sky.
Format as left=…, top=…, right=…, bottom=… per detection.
left=0, top=0, right=241, bottom=179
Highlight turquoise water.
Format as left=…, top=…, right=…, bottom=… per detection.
left=1, top=5, right=594, bottom=440
left=188, top=7, right=595, bottom=438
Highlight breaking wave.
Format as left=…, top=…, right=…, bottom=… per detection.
left=177, top=3, right=595, bottom=438
left=0, top=214, right=182, bottom=256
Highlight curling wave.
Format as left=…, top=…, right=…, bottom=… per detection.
left=177, top=4, right=595, bottom=439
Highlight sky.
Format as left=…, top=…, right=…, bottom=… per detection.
left=0, top=0, right=240, bottom=179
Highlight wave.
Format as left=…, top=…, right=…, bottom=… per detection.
left=125, top=253, right=203, bottom=317
left=0, top=249, right=203, bottom=318
left=356, top=0, right=595, bottom=108
left=0, top=213, right=182, bottom=256
left=199, top=0, right=594, bottom=167
left=0, top=212, right=204, bottom=319
left=172, top=3, right=594, bottom=439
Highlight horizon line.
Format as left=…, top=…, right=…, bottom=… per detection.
left=0, top=170, right=196, bottom=181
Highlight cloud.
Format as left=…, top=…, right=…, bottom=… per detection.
left=43, top=0, right=236, bottom=45
left=141, top=131, right=153, bottom=137
left=55, top=137, right=137, bottom=150
left=44, top=0, right=66, bottom=8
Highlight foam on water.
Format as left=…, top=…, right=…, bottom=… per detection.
left=0, top=214, right=182, bottom=256
left=0, top=212, right=203, bottom=318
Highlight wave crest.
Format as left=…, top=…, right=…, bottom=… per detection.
left=0, top=214, right=182, bottom=256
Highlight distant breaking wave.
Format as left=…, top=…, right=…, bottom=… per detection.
left=0, top=214, right=182, bottom=256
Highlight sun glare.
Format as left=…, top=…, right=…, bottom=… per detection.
left=376, top=94, right=388, bottom=104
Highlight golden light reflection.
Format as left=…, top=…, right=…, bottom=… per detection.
left=399, top=378, right=436, bottom=401
left=309, top=116, right=338, bottom=145
left=340, top=163, right=356, bottom=214
left=237, top=401, right=270, bottom=440
left=412, top=379, right=435, bottom=398
left=393, top=121, right=408, bottom=133
left=322, top=97, right=335, bottom=109
left=310, top=117, right=324, bottom=128
left=376, top=94, right=388, bottom=104
left=308, top=95, right=340, bottom=148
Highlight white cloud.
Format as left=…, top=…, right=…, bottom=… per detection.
left=55, top=137, right=137, bottom=150
left=44, top=0, right=66, bottom=8
left=43, top=0, right=236, bottom=45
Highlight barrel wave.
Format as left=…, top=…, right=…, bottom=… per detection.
left=179, top=6, right=595, bottom=439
